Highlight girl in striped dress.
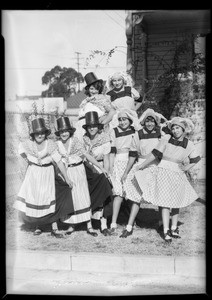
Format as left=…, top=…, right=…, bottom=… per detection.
left=54, top=116, right=108, bottom=237
left=120, top=109, right=167, bottom=238
left=134, top=117, right=201, bottom=243
left=108, top=108, right=140, bottom=234
left=14, top=117, right=73, bottom=238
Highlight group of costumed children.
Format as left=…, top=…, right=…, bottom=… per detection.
left=14, top=71, right=201, bottom=244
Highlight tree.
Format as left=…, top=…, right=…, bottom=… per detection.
left=41, top=65, right=84, bottom=99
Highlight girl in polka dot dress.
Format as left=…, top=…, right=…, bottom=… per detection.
left=108, top=108, right=140, bottom=234
left=134, top=117, right=201, bottom=243
left=120, top=108, right=167, bottom=238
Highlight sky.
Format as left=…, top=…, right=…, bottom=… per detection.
left=2, top=10, right=128, bottom=100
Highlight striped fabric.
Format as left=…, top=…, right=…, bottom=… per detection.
left=14, top=164, right=56, bottom=217
left=60, top=163, right=91, bottom=224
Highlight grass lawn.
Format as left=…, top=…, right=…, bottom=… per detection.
left=6, top=180, right=205, bottom=257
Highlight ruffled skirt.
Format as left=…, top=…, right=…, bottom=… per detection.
left=134, top=160, right=199, bottom=208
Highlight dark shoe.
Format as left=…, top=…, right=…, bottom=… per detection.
left=33, top=229, right=42, bottom=236
left=157, top=224, right=163, bottom=233
left=163, top=230, right=172, bottom=243
left=108, top=227, right=118, bottom=235
left=119, top=229, right=133, bottom=238
left=65, top=228, right=75, bottom=236
left=51, top=230, right=64, bottom=238
left=101, top=228, right=111, bottom=236
left=171, top=227, right=181, bottom=239
left=87, top=229, right=98, bottom=237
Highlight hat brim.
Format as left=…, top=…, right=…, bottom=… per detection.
left=55, top=128, right=76, bottom=136
left=82, top=123, right=104, bottom=130
left=30, top=129, right=51, bottom=137
left=85, top=79, right=103, bottom=90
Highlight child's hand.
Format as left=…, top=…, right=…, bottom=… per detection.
left=66, top=178, right=74, bottom=189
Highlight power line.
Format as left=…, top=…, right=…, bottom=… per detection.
left=102, top=11, right=125, bottom=30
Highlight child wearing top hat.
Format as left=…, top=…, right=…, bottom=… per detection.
left=13, top=117, right=73, bottom=238
left=134, top=116, right=201, bottom=243
left=54, top=115, right=108, bottom=237
left=74, top=72, right=116, bottom=142
left=82, top=111, right=113, bottom=236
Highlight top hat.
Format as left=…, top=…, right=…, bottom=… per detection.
left=55, top=116, right=76, bottom=136
left=84, top=72, right=103, bottom=89
left=30, top=118, right=51, bottom=137
left=82, top=111, right=104, bottom=130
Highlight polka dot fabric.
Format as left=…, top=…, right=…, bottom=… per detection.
left=135, top=162, right=199, bottom=208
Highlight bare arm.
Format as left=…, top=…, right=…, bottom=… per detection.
left=83, top=152, right=108, bottom=174
left=57, top=160, right=73, bottom=188
left=99, top=108, right=116, bottom=125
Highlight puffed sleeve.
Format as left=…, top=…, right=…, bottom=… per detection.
left=73, top=136, right=87, bottom=156
left=187, top=141, right=201, bottom=164
left=151, top=134, right=170, bottom=160
left=131, top=87, right=141, bottom=101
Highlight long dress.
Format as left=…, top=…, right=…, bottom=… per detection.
left=83, top=131, right=113, bottom=219
left=110, top=125, right=136, bottom=197
left=107, top=86, right=142, bottom=128
left=74, top=94, right=112, bottom=142
left=124, top=126, right=162, bottom=204
left=55, top=136, right=92, bottom=224
left=134, top=134, right=201, bottom=208
left=13, top=139, right=74, bottom=227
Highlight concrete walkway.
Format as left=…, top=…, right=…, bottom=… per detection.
left=6, top=250, right=206, bottom=295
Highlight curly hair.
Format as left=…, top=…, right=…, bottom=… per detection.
left=84, top=81, right=104, bottom=96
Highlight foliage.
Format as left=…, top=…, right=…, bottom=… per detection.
left=41, top=65, right=84, bottom=99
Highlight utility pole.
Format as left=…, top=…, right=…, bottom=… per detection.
left=75, top=51, right=82, bottom=92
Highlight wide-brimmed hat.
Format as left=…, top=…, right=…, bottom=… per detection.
left=84, top=72, right=103, bottom=89
left=82, top=111, right=104, bottom=130
left=167, top=116, right=195, bottom=134
left=55, top=116, right=76, bottom=136
left=139, top=108, right=167, bottom=126
left=30, top=117, right=51, bottom=137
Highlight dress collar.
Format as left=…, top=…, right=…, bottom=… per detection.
left=168, top=136, right=188, bottom=148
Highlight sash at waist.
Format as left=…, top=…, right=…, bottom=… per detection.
left=68, top=161, right=83, bottom=167
left=28, top=162, right=53, bottom=167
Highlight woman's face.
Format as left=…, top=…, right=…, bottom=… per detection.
left=34, top=132, right=46, bottom=144
left=118, top=115, right=131, bottom=130
left=59, top=130, right=70, bottom=141
left=89, top=85, right=99, bottom=96
left=171, top=124, right=184, bottom=139
left=112, top=76, right=124, bottom=90
left=144, top=116, right=156, bottom=132
left=87, top=125, right=99, bottom=137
